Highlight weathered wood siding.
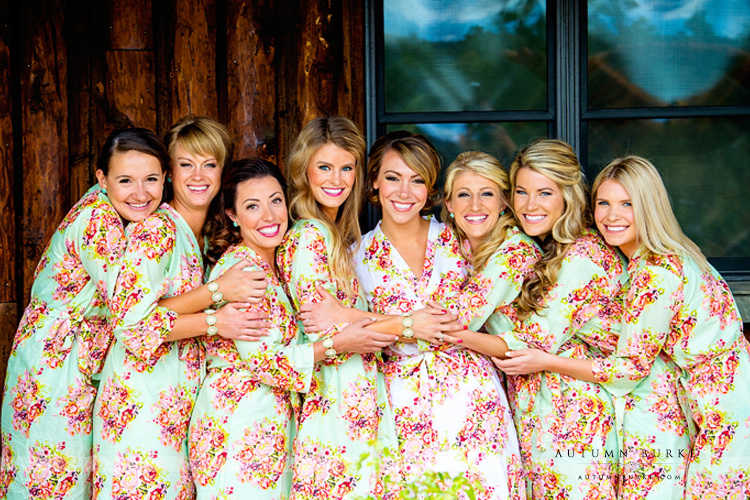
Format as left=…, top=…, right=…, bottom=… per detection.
left=0, top=0, right=365, bottom=394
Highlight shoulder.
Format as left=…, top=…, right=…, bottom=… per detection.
left=629, top=253, right=683, bottom=290
left=567, top=229, right=625, bottom=276
left=57, top=186, right=108, bottom=233
left=211, top=244, right=266, bottom=279
left=125, top=205, right=177, bottom=258
left=283, top=218, right=328, bottom=244
left=500, top=226, right=542, bottom=256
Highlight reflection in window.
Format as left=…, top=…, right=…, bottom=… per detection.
left=383, top=0, right=547, bottom=113
left=588, top=0, right=750, bottom=108
left=587, top=117, right=750, bottom=262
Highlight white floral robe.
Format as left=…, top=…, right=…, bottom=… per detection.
left=91, top=204, right=205, bottom=500
left=1, top=186, right=125, bottom=500
left=354, top=217, right=523, bottom=500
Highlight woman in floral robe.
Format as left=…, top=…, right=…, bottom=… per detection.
left=350, top=134, right=524, bottom=499
left=501, top=156, right=750, bottom=499
left=277, top=117, right=399, bottom=500
left=0, top=129, right=169, bottom=499
left=91, top=117, right=264, bottom=500
left=490, top=140, right=626, bottom=499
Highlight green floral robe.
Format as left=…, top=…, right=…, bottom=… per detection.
left=1, top=186, right=125, bottom=500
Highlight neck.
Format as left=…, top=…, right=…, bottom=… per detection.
left=170, top=200, right=208, bottom=242
left=380, top=214, right=429, bottom=245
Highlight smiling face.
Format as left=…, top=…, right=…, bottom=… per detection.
left=169, top=143, right=222, bottom=214
left=96, top=150, right=164, bottom=222
left=374, top=149, right=428, bottom=226
left=445, top=170, right=506, bottom=248
left=227, top=175, right=288, bottom=265
left=594, top=178, right=639, bottom=257
left=513, top=167, right=565, bottom=239
left=306, top=142, right=357, bottom=221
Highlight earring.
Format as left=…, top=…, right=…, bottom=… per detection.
left=500, top=209, right=506, bottom=216
left=233, top=221, right=239, bottom=228
left=167, top=177, right=172, bottom=183
left=449, top=212, right=454, bottom=219
left=101, top=188, right=107, bottom=195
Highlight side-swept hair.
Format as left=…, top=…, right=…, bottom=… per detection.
left=510, top=139, right=591, bottom=319
left=442, top=151, right=514, bottom=274
left=592, top=155, right=709, bottom=273
left=206, top=157, right=287, bottom=265
left=286, top=116, right=366, bottom=297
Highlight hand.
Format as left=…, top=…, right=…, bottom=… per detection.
left=214, top=302, right=271, bottom=341
left=334, top=317, right=398, bottom=354
left=216, top=260, right=268, bottom=304
left=299, top=284, right=348, bottom=333
left=492, top=348, right=551, bottom=375
left=410, top=303, right=463, bottom=344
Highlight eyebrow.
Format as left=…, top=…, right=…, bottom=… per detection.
left=383, top=169, right=421, bottom=179
left=242, top=191, right=283, bottom=203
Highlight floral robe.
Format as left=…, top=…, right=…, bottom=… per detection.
left=277, top=219, right=398, bottom=500
left=355, top=217, right=521, bottom=500
left=592, top=252, right=750, bottom=499
left=91, top=204, right=204, bottom=500
left=499, top=230, right=626, bottom=500
left=0, top=186, right=125, bottom=500
left=189, top=244, right=315, bottom=499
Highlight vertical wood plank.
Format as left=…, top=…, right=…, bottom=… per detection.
left=0, top=0, right=16, bottom=304
left=105, top=51, right=157, bottom=130
left=0, top=304, right=18, bottom=399
left=19, top=0, right=69, bottom=303
left=169, top=0, right=218, bottom=123
left=226, top=0, right=277, bottom=163
left=108, top=0, right=153, bottom=50
left=341, top=0, right=366, bottom=133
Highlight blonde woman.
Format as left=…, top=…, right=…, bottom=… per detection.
left=277, top=116, right=399, bottom=500
left=499, top=156, right=750, bottom=498
left=491, top=139, right=625, bottom=499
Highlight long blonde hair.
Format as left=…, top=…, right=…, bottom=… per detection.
left=510, top=139, right=591, bottom=319
left=287, top=116, right=366, bottom=296
left=593, top=155, right=709, bottom=272
left=442, top=151, right=515, bottom=274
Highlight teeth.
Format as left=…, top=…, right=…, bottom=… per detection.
left=606, top=225, right=627, bottom=232
left=258, top=225, right=279, bottom=236
left=465, top=215, right=487, bottom=222
left=525, top=214, right=545, bottom=222
left=188, top=186, right=209, bottom=193
left=393, top=202, right=412, bottom=210
left=322, top=188, right=344, bottom=196
left=129, top=202, right=149, bottom=208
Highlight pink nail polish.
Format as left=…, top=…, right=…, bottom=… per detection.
left=457, top=339, right=463, bottom=343
left=463, top=325, right=468, bottom=330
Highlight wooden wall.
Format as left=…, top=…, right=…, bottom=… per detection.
left=0, top=0, right=366, bottom=388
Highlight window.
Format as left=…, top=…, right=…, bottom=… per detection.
left=368, top=0, right=750, bottom=275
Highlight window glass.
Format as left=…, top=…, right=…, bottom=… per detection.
left=588, top=0, right=750, bottom=108
left=383, top=0, right=547, bottom=113
left=587, top=117, right=750, bottom=261
left=385, top=122, right=547, bottom=174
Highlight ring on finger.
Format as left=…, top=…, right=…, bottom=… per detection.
left=438, top=334, right=444, bottom=342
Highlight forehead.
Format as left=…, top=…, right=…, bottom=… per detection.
left=310, top=142, right=356, bottom=164
left=380, top=149, right=420, bottom=177
left=453, top=170, right=499, bottom=190
left=237, top=176, right=284, bottom=198
left=596, top=178, right=630, bottom=199
left=515, top=167, right=559, bottom=190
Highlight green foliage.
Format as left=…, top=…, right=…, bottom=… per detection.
left=351, top=445, right=485, bottom=500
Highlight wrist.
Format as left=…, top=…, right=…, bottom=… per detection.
left=401, top=312, right=414, bottom=339
left=207, top=280, right=224, bottom=306
left=322, top=336, right=337, bottom=359
left=204, top=308, right=219, bottom=336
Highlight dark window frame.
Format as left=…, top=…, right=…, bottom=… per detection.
left=366, top=0, right=750, bottom=278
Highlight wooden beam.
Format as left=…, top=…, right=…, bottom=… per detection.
left=19, top=0, right=69, bottom=302
left=0, top=0, right=16, bottom=304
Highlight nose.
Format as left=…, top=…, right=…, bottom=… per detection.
left=133, top=182, right=148, bottom=201
left=526, top=194, right=539, bottom=210
left=397, top=180, right=410, bottom=197
left=331, top=168, right=341, bottom=185
left=469, top=194, right=481, bottom=211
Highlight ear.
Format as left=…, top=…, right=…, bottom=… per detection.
left=225, top=209, right=237, bottom=224
left=444, top=198, right=454, bottom=214
left=95, top=170, right=107, bottom=190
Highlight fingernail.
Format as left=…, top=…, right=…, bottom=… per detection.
left=441, top=309, right=448, bottom=313
left=463, top=325, right=468, bottom=330
left=457, top=339, right=463, bottom=343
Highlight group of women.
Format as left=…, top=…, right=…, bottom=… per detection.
left=1, top=113, right=748, bottom=500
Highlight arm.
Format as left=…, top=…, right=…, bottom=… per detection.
left=158, top=261, right=268, bottom=313
left=492, top=348, right=597, bottom=382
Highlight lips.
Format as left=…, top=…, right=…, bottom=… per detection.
left=391, top=201, right=414, bottom=212
left=258, top=224, right=281, bottom=237
left=321, top=187, right=345, bottom=197
left=524, top=214, right=546, bottom=223
left=464, top=215, right=488, bottom=223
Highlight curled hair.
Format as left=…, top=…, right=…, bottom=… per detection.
left=592, top=155, right=709, bottom=272
left=442, top=151, right=514, bottom=274
left=97, top=128, right=170, bottom=175
left=206, top=157, right=287, bottom=265
left=366, top=130, right=442, bottom=212
left=510, top=139, right=591, bottom=319
left=286, top=116, right=366, bottom=297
